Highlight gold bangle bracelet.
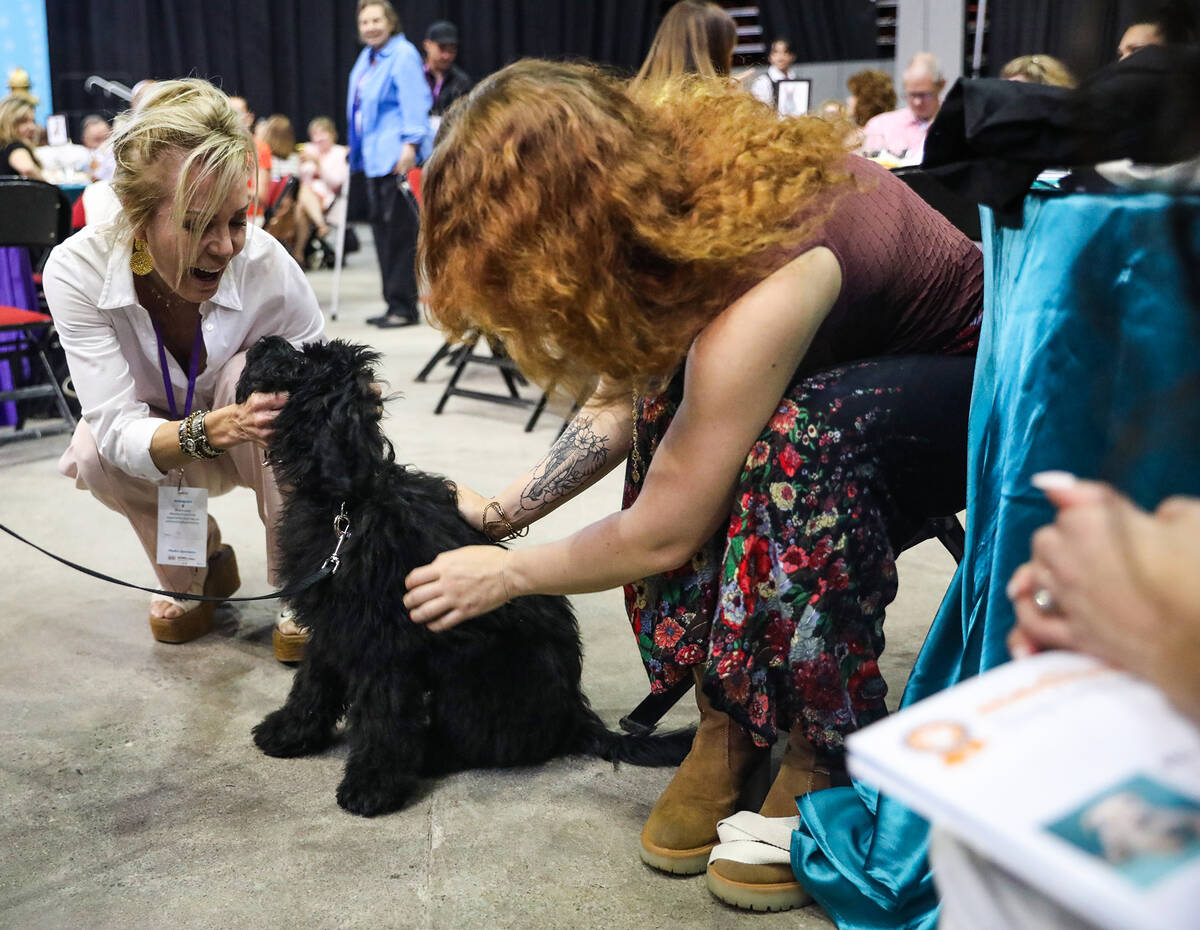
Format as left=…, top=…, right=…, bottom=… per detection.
left=482, top=500, right=528, bottom=542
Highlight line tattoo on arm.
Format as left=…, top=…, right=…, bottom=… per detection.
left=516, top=415, right=612, bottom=518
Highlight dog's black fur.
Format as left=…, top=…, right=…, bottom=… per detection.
left=237, top=336, right=691, bottom=817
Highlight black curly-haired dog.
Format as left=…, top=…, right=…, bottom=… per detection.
left=236, top=336, right=691, bottom=817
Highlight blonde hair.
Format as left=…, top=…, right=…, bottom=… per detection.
left=109, top=79, right=254, bottom=289
left=999, top=54, right=1077, bottom=88
left=307, top=115, right=338, bottom=142
left=421, top=60, right=851, bottom=398
left=632, top=1, right=737, bottom=88
left=0, top=96, right=41, bottom=166
left=818, top=99, right=847, bottom=119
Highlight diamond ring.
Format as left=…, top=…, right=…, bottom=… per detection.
left=1032, top=588, right=1057, bottom=613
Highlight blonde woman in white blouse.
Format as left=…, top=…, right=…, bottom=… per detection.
left=43, top=79, right=324, bottom=661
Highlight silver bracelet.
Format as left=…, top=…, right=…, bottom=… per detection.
left=179, top=409, right=224, bottom=461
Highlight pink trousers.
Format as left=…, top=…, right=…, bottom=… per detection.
left=58, top=351, right=283, bottom=595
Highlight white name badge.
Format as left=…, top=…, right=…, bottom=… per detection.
left=156, top=486, right=208, bottom=568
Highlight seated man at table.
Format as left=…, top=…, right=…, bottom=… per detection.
left=861, top=52, right=945, bottom=161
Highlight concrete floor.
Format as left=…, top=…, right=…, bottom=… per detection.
left=0, top=242, right=958, bottom=929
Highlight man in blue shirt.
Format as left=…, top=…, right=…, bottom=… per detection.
left=347, top=1, right=432, bottom=327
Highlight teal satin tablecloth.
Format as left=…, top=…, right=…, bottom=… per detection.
left=790, top=191, right=1200, bottom=929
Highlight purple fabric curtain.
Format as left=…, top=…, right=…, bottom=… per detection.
left=0, top=246, right=39, bottom=426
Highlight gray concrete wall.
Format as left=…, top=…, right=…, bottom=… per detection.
left=896, top=0, right=965, bottom=89
left=743, top=59, right=892, bottom=113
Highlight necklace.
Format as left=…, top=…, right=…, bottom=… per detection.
left=136, top=272, right=196, bottom=316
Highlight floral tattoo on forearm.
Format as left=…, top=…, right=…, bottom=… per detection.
left=515, top=416, right=611, bottom=518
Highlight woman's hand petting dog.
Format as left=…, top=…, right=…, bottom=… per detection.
left=404, top=545, right=515, bottom=631
left=206, top=391, right=289, bottom=450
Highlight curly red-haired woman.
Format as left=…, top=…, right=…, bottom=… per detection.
left=404, top=60, right=982, bottom=912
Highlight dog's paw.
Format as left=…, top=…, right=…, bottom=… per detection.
left=336, top=770, right=417, bottom=817
left=252, top=709, right=334, bottom=758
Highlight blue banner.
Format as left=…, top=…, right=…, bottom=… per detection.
left=0, top=0, right=53, bottom=122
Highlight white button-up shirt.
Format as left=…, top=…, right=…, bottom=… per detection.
left=750, top=65, right=802, bottom=106
left=43, top=223, right=325, bottom=481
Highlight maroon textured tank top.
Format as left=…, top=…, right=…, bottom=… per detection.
left=793, top=155, right=984, bottom=372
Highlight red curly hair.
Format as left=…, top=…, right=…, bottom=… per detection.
left=419, top=59, right=852, bottom=397
left=846, top=69, right=897, bottom=127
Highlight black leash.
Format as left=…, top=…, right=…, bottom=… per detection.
left=0, top=503, right=351, bottom=604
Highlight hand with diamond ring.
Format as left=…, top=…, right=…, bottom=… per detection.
left=1006, top=472, right=1200, bottom=725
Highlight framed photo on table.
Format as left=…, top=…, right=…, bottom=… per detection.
left=776, top=79, right=811, bottom=117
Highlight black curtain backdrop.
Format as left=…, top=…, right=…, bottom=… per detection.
left=988, top=0, right=1200, bottom=79
left=758, top=0, right=877, bottom=63
left=45, top=0, right=660, bottom=140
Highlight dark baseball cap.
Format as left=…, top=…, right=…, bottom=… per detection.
left=425, top=21, right=458, bottom=44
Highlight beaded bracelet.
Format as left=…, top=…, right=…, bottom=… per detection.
left=178, top=409, right=225, bottom=461
left=482, top=500, right=528, bottom=542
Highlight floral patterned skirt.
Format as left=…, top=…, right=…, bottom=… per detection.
left=623, top=355, right=974, bottom=751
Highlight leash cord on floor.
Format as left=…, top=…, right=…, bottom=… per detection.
left=0, top=520, right=333, bottom=603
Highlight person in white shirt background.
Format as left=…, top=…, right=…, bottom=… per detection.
left=750, top=37, right=801, bottom=108
left=42, top=78, right=324, bottom=657
left=80, top=114, right=115, bottom=181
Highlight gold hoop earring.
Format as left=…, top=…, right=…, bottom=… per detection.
left=130, top=239, right=155, bottom=276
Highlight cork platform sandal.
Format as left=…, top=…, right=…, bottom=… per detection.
left=148, top=544, right=241, bottom=644
left=272, top=606, right=309, bottom=664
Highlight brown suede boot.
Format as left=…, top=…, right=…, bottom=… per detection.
left=759, top=729, right=831, bottom=817
left=705, top=729, right=830, bottom=911
left=639, top=670, right=767, bottom=875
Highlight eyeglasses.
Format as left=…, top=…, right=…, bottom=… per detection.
left=906, top=91, right=935, bottom=101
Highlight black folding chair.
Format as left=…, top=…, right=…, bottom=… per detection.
left=892, top=166, right=983, bottom=241
left=422, top=331, right=573, bottom=433
left=0, top=178, right=76, bottom=445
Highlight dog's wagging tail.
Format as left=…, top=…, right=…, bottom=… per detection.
left=237, top=336, right=692, bottom=817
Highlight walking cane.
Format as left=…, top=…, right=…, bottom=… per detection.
left=329, top=171, right=350, bottom=322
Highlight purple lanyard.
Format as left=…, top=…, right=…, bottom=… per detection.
left=426, top=66, right=444, bottom=109
left=151, top=316, right=203, bottom=420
